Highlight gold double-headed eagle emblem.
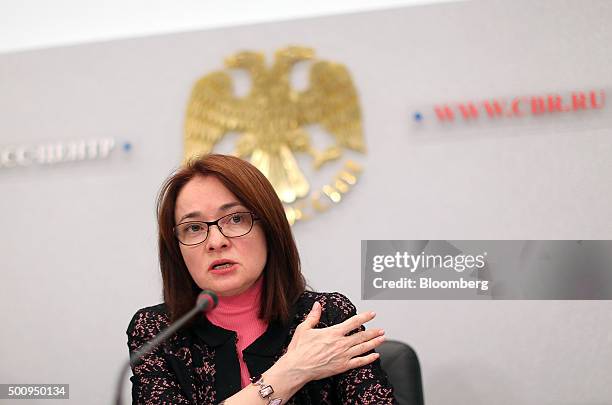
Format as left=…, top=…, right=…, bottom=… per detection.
left=184, top=46, right=365, bottom=224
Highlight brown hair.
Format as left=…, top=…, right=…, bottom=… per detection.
left=157, top=154, right=306, bottom=325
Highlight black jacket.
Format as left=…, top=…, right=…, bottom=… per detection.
left=127, top=291, right=396, bottom=404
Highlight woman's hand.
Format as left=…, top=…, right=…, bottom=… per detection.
left=220, top=302, right=387, bottom=404
left=274, top=301, right=386, bottom=385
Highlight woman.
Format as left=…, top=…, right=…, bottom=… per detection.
left=127, top=154, right=396, bottom=404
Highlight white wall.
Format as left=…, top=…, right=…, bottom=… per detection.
left=0, top=0, right=454, bottom=54
left=1, top=1, right=611, bottom=404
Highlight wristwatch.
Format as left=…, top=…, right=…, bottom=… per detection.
left=250, top=374, right=282, bottom=405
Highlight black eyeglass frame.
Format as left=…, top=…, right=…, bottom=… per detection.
left=173, top=211, right=259, bottom=246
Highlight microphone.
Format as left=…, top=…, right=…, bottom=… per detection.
left=114, top=290, right=218, bottom=405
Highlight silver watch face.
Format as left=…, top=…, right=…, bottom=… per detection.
left=268, top=399, right=282, bottom=405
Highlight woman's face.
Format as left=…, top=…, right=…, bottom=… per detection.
left=174, top=175, right=268, bottom=296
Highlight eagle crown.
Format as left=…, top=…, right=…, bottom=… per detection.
left=225, top=47, right=314, bottom=96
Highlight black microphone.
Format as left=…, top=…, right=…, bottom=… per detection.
left=114, top=290, right=218, bottom=405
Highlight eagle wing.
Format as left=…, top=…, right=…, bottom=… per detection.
left=184, top=71, right=252, bottom=161
left=297, top=61, right=365, bottom=152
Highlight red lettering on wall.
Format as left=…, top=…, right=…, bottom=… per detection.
left=428, top=89, right=606, bottom=124
left=547, top=94, right=568, bottom=112
left=511, top=98, right=524, bottom=116
left=531, top=97, right=546, bottom=114
left=434, top=106, right=455, bottom=122
left=458, top=102, right=479, bottom=119
left=571, top=92, right=587, bottom=110
left=482, top=100, right=505, bottom=118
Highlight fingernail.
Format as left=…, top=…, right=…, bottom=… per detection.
left=313, top=301, right=320, bottom=310
left=370, top=311, right=376, bottom=317
left=378, top=329, right=385, bottom=336
left=373, top=352, right=380, bottom=358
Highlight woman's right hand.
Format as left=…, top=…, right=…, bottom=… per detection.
left=273, top=301, right=386, bottom=385
left=221, top=302, right=386, bottom=404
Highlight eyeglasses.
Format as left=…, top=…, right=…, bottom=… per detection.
left=174, top=211, right=258, bottom=246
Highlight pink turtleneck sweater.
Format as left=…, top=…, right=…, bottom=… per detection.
left=205, top=277, right=268, bottom=388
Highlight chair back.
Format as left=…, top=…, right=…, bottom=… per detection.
left=377, top=340, right=424, bottom=405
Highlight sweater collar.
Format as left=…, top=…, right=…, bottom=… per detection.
left=205, top=276, right=264, bottom=329
left=192, top=278, right=297, bottom=356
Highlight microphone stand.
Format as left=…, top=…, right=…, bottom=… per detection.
left=114, top=292, right=217, bottom=405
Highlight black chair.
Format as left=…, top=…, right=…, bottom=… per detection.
left=377, top=340, right=424, bottom=405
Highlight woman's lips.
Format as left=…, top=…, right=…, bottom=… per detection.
left=209, top=263, right=238, bottom=274
left=209, top=258, right=237, bottom=271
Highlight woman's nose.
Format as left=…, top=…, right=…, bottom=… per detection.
left=205, top=224, right=229, bottom=251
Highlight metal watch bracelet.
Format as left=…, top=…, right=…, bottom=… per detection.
left=250, top=374, right=282, bottom=405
